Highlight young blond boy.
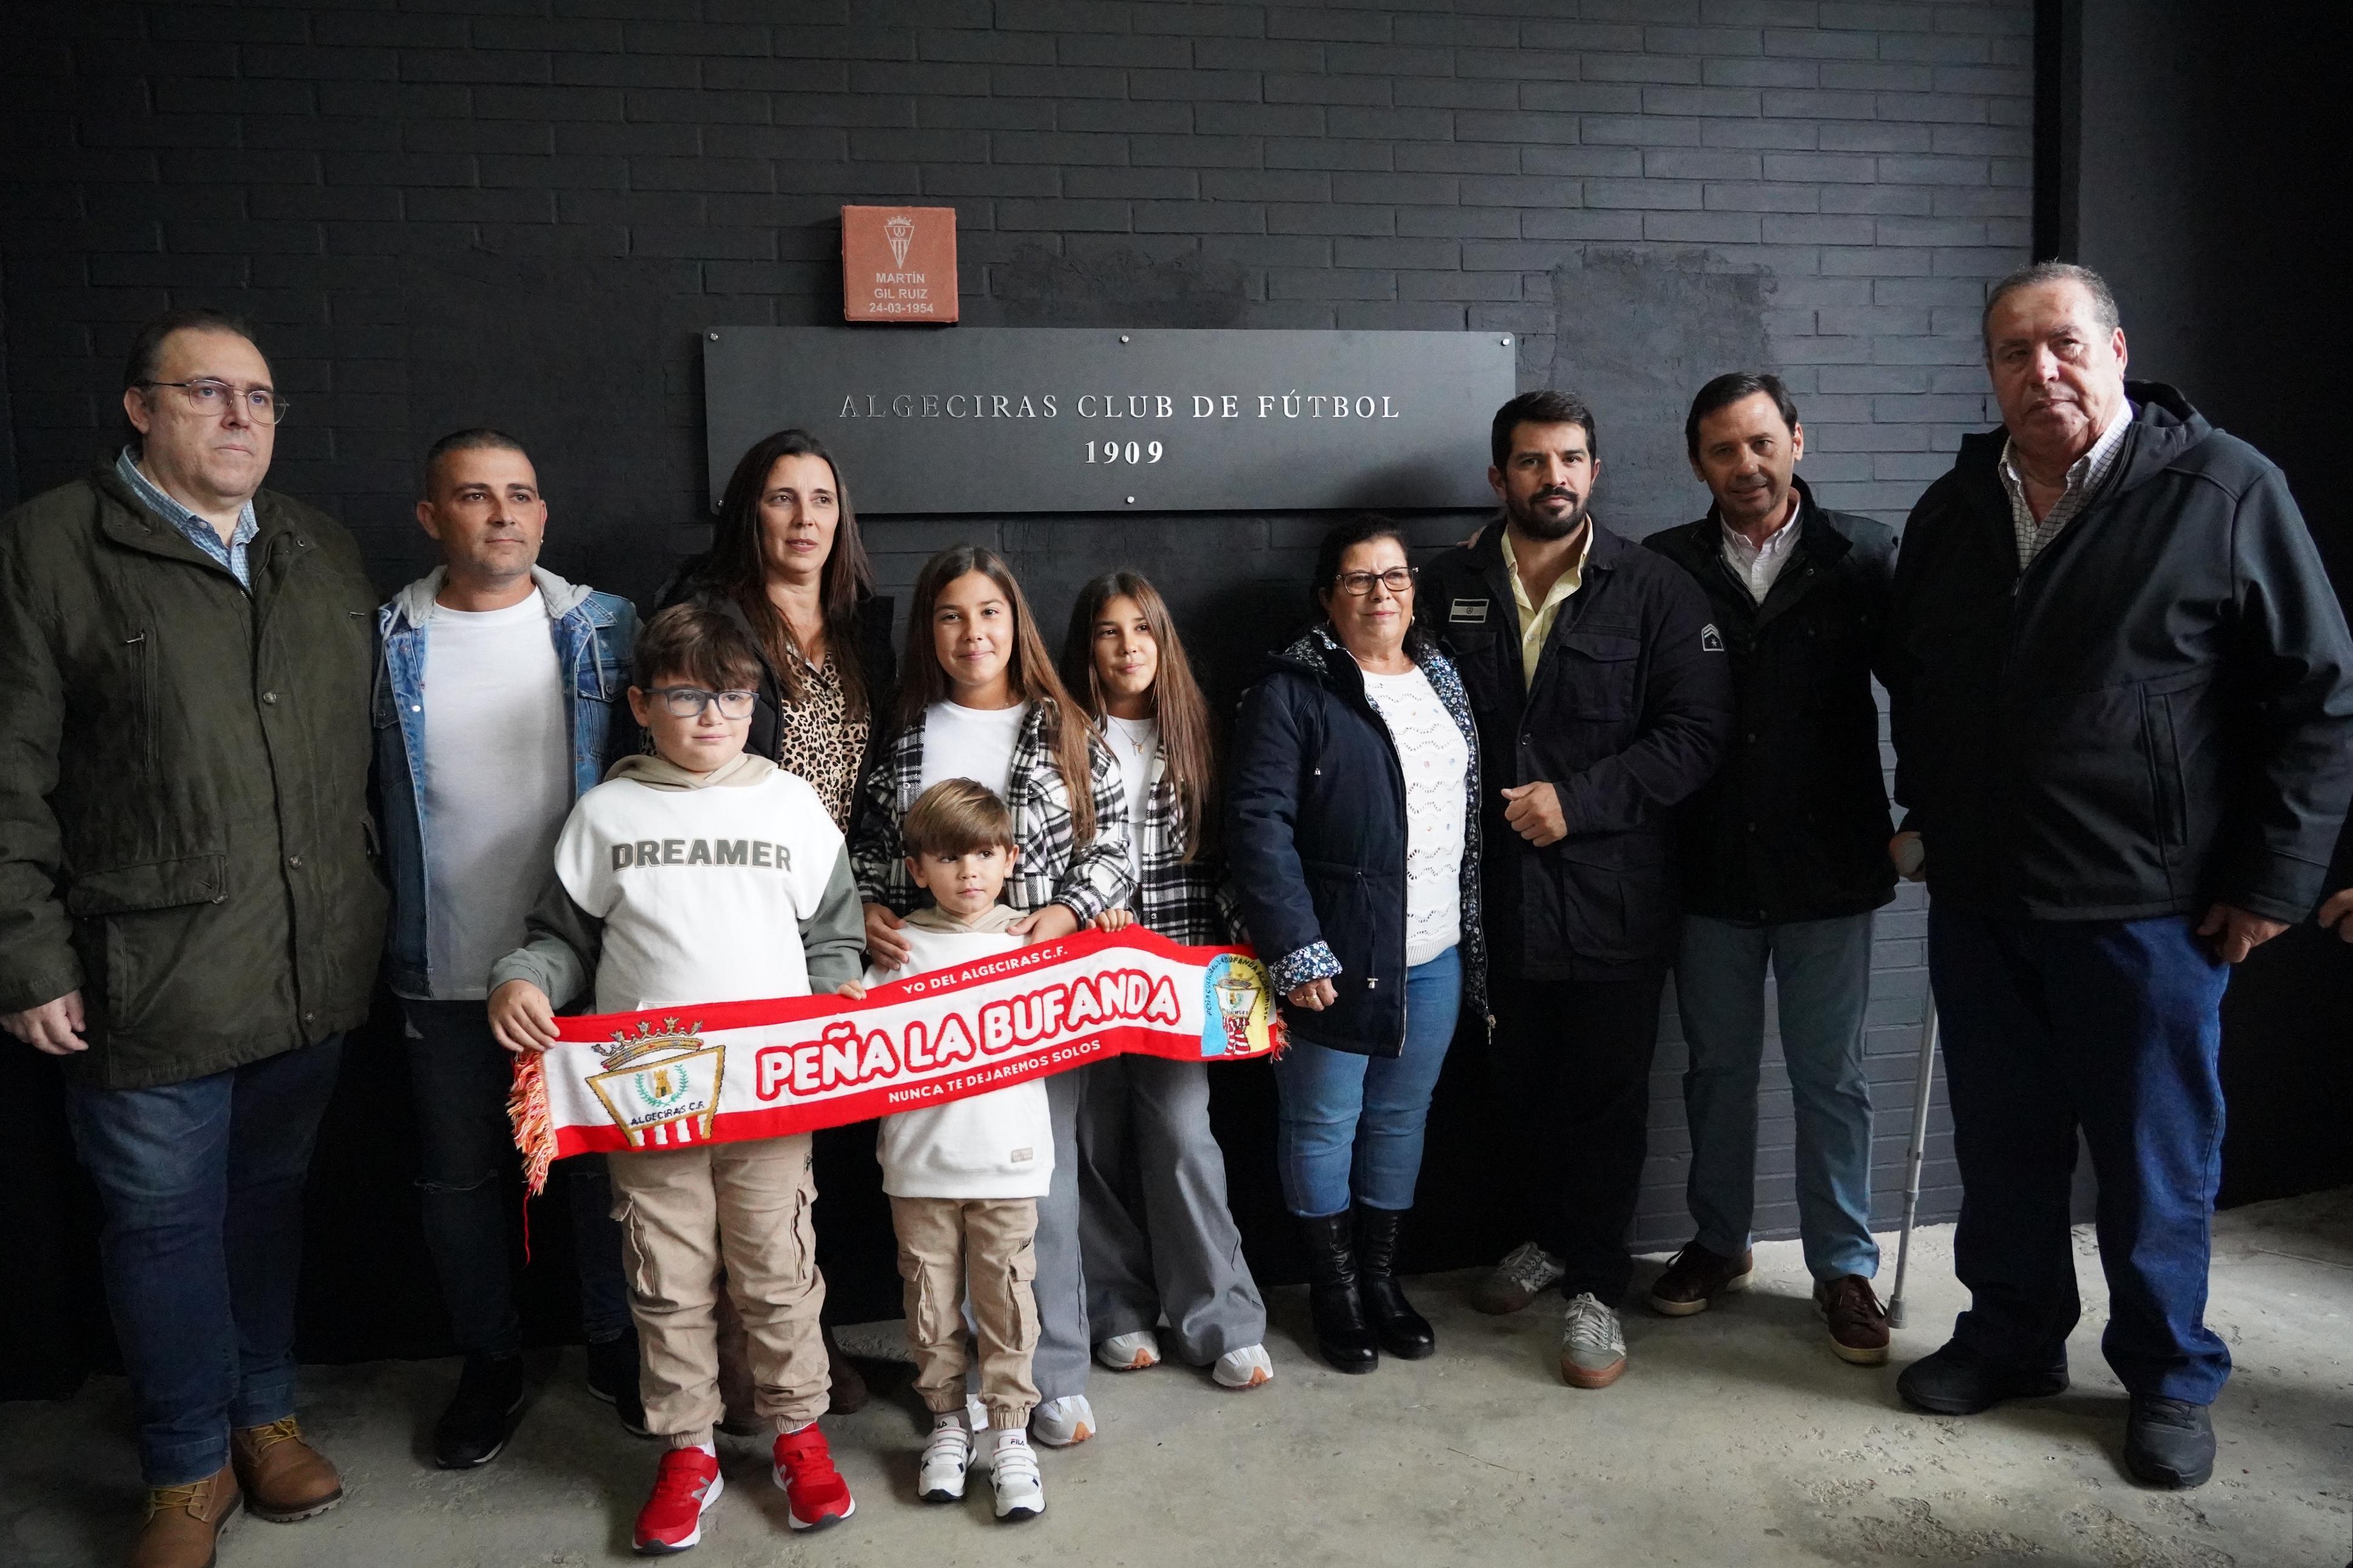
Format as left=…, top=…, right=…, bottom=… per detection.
left=487, top=603, right=866, bottom=1553
left=865, top=778, right=1062, bottom=1523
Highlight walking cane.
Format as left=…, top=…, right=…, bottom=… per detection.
left=1885, top=994, right=1939, bottom=1330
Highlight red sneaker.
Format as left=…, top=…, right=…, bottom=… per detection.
left=633, top=1448, right=724, bottom=1555
left=771, top=1424, right=854, bottom=1532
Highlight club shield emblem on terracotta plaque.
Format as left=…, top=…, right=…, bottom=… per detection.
left=841, top=205, right=958, bottom=324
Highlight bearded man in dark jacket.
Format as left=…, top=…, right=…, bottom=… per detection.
left=1417, top=391, right=1733, bottom=1392
left=1883, top=263, right=2353, bottom=1491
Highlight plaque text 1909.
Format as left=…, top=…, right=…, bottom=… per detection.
left=703, top=328, right=1515, bottom=515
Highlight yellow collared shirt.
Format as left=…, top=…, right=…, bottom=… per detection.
left=1501, top=525, right=1589, bottom=687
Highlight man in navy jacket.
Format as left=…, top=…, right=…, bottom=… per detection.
left=1883, top=263, right=2353, bottom=1489
left=1643, top=374, right=1899, bottom=1367
left=1418, top=391, right=1732, bottom=1391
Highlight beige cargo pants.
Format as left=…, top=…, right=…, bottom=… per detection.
left=609, top=1132, right=829, bottom=1441
left=889, top=1195, right=1041, bottom=1429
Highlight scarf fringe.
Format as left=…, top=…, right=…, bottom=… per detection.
left=508, top=1050, right=557, bottom=1201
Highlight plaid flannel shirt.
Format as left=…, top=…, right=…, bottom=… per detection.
left=1130, top=739, right=1243, bottom=946
left=852, top=698, right=1136, bottom=922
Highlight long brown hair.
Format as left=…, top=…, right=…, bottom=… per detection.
left=897, top=545, right=1100, bottom=844
left=1060, top=571, right=1218, bottom=861
left=704, top=428, right=876, bottom=721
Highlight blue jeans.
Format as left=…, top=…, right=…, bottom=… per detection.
left=403, top=1000, right=630, bottom=1354
left=1675, top=913, right=1880, bottom=1281
left=1273, top=946, right=1462, bottom=1217
left=64, top=1038, right=345, bottom=1486
left=1929, top=908, right=2232, bottom=1404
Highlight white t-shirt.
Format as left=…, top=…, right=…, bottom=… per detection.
left=550, top=770, right=846, bottom=1015
left=419, top=594, right=570, bottom=1000
left=1359, top=665, right=1469, bottom=967
left=1103, top=713, right=1158, bottom=884
left=918, top=700, right=1031, bottom=799
left=866, top=924, right=1055, bottom=1200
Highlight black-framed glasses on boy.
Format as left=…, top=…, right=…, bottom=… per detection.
left=1335, top=567, right=1416, bottom=596
left=140, top=379, right=291, bottom=425
left=646, top=687, right=758, bottom=719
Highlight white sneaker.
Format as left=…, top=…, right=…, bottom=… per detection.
left=1559, top=1291, right=1629, bottom=1389
left=1095, top=1331, right=1162, bottom=1371
left=989, top=1430, right=1045, bottom=1522
left=917, top=1415, right=970, bottom=1503
left=1212, top=1344, right=1275, bottom=1389
left=1030, top=1395, right=1095, bottom=1447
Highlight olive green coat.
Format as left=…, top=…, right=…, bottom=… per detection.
left=0, top=466, right=387, bottom=1088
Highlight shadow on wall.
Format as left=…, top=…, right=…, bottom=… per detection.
left=393, top=249, right=717, bottom=604
left=987, top=243, right=1251, bottom=331
left=1548, top=249, right=1777, bottom=542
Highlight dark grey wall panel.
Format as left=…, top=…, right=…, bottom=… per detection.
left=703, top=325, right=1516, bottom=513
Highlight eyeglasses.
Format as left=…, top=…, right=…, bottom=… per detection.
left=646, top=686, right=757, bottom=719
left=1334, top=567, right=1416, bottom=596
left=141, top=379, right=291, bottom=425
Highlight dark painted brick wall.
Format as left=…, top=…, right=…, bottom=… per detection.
left=1, top=0, right=2031, bottom=1325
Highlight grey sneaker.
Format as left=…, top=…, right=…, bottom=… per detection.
left=1559, top=1293, right=1627, bottom=1388
left=1471, top=1242, right=1566, bottom=1315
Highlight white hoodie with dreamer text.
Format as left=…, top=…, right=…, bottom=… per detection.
left=553, top=763, right=845, bottom=1015
left=866, top=907, right=1055, bottom=1200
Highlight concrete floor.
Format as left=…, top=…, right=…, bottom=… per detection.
left=7, top=1191, right=2349, bottom=1568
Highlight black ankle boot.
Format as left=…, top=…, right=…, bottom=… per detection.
left=1354, top=1204, right=1436, bottom=1359
left=1297, top=1210, right=1379, bottom=1373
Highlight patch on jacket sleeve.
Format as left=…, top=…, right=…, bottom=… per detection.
left=1449, top=599, right=1490, bottom=624
left=1701, top=624, right=1725, bottom=652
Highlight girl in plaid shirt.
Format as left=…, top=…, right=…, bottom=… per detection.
left=1058, top=572, right=1276, bottom=1393
left=850, top=544, right=1133, bottom=1453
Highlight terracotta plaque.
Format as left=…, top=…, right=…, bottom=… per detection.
left=840, top=205, right=957, bottom=324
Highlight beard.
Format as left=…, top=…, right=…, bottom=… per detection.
left=1505, top=486, right=1592, bottom=540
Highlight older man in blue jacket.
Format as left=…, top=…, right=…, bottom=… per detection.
left=1884, top=263, right=2353, bottom=1489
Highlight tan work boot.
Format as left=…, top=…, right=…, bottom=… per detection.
left=129, top=1464, right=240, bottom=1568
left=230, top=1417, right=344, bottom=1523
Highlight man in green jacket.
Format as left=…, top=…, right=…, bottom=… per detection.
left=0, top=308, right=385, bottom=1568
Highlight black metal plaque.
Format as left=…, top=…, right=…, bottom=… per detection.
left=701, top=327, right=1516, bottom=514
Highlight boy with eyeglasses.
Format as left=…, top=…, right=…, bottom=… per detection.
left=488, top=602, right=869, bottom=1552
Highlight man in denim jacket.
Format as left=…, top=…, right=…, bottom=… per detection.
left=373, top=428, right=641, bottom=1468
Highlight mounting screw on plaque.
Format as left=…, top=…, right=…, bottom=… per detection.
left=708, top=332, right=720, bottom=342
left=1501, top=336, right=1511, bottom=346
left=1119, top=334, right=1130, bottom=343
left=1126, top=496, right=1136, bottom=504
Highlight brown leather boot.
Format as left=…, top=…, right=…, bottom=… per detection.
left=129, top=1464, right=239, bottom=1568
left=229, top=1417, right=343, bottom=1523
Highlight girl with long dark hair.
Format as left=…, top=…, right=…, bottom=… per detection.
left=851, top=544, right=1133, bottom=1455
left=1059, top=571, right=1275, bottom=1391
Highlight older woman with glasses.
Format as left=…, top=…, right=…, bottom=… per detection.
left=1225, top=513, right=1487, bottom=1374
